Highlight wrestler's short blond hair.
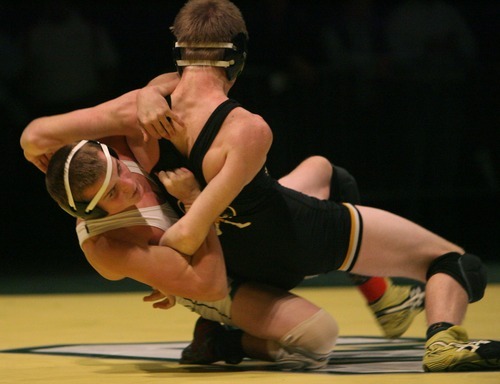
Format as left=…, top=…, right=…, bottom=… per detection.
left=171, top=0, right=248, bottom=61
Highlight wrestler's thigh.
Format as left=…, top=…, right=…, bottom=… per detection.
left=351, top=206, right=463, bottom=281
left=231, top=282, right=322, bottom=340
left=278, top=156, right=332, bottom=199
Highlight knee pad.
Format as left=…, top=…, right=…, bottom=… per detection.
left=426, top=252, right=487, bottom=303
left=267, top=309, right=338, bottom=370
left=331, top=165, right=361, bottom=204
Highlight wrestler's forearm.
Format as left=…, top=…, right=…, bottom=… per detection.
left=188, top=226, right=228, bottom=300
left=20, top=90, right=142, bottom=156
left=145, top=72, right=180, bottom=88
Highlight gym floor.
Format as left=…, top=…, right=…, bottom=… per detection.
left=2, top=267, right=500, bottom=384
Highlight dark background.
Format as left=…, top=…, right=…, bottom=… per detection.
left=1, top=1, right=498, bottom=281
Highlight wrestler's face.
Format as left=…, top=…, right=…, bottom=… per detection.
left=83, top=154, right=143, bottom=215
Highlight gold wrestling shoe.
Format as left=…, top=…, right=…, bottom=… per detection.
left=369, top=281, right=425, bottom=338
left=423, top=326, right=500, bottom=371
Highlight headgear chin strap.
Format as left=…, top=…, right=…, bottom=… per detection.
left=173, top=32, right=248, bottom=81
left=63, top=140, right=114, bottom=219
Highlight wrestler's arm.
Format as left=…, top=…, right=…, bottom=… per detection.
left=83, top=226, right=227, bottom=301
left=20, top=90, right=151, bottom=172
left=158, top=112, right=272, bottom=255
left=145, top=72, right=180, bottom=87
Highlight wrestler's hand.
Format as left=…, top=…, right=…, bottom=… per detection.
left=23, top=151, right=54, bottom=173
left=157, top=167, right=201, bottom=206
left=136, top=85, right=184, bottom=141
left=143, top=289, right=176, bottom=310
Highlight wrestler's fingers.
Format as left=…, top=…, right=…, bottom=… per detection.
left=150, top=120, right=170, bottom=140
left=143, top=290, right=165, bottom=302
left=156, top=170, right=176, bottom=184
left=159, top=113, right=186, bottom=138
left=173, top=167, right=190, bottom=176
left=142, top=123, right=163, bottom=140
left=156, top=170, right=168, bottom=183
left=157, top=117, right=173, bottom=140
left=166, top=112, right=185, bottom=128
left=34, top=162, right=46, bottom=173
left=152, top=296, right=176, bottom=310
left=139, top=126, right=150, bottom=143
left=34, top=154, right=52, bottom=173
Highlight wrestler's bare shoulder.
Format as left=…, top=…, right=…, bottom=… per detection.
left=223, top=108, right=272, bottom=146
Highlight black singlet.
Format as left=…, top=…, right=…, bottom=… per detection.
left=156, top=99, right=362, bottom=289
left=181, top=99, right=362, bottom=290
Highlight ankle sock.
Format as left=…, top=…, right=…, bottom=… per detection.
left=350, top=275, right=389, bottom=303
left=426, top=322, right=455, bottom=340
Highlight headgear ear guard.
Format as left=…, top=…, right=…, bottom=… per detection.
left=173, top=32, right=248, bottom=81
left=62, top=140, right=117, bottom=220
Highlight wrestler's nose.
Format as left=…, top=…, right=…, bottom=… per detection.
left=118, top=178, right=135, bottom=194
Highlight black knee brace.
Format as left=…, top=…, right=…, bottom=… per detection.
left=426, top=252, right=487, bottom=303
left=330, top=165, right=360, bottom=204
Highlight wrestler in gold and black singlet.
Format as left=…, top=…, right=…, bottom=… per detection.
left=155, top=99, right=363, bottom=290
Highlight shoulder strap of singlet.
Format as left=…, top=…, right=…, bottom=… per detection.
left=188, top=99, right=241, bottom=188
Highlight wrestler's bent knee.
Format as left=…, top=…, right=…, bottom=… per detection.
left=273, top=309, right=338, bottom=370
left=426, top=252, right=487, bottom=303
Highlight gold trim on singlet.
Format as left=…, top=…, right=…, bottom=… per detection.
left=338, top=203, right=362, bottom=271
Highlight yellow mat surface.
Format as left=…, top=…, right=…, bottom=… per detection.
left=2, top=285, right=499, bottom=384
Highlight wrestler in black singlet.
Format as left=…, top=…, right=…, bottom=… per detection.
left=159, top=99, right=362, bottom=290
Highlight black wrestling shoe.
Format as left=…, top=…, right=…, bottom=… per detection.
left=180, top=317, right=244, bottom=365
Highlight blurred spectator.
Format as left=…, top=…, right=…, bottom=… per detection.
left=21, top=1, right=119, bottom=117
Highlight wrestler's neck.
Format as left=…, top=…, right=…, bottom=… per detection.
left=176, top=66, right=234, bottom=99
left=169, top=67, right=236, bottom=156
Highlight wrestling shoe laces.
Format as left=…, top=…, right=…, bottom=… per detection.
left=369, top=283, right=425, bottom=338
left=423, top=325, right=500, bottom=371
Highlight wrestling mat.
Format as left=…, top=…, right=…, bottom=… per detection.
left=3, top=336, right=426, bottom=374
left=2, top=285, right=500, bottom=383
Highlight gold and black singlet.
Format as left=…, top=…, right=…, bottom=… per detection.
left=181, top=99, right=363, bottom=290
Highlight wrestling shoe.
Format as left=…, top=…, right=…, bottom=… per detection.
left=423, top=325, right=500, bottom=371
left=274, top=351, right=330, bottom=371
left=369, top=282, right=425, bottom=338
left=180, top=317, right=244, bottom=365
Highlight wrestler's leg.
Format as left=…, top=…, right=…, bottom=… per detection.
left=233, top=282, right=338, bottom=369
left=350, top=206, right=500, bottom=371
left=278, top=156, right=424, bottom=338
left=351, top=206, right=464, bottom=282
left=179, top=282, right=338, bottom=370
left=351, top=206, right=467, bottom=320
left=231, top=283, right=338, bottom=361
left=277, top=155, right=332, bottom=200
